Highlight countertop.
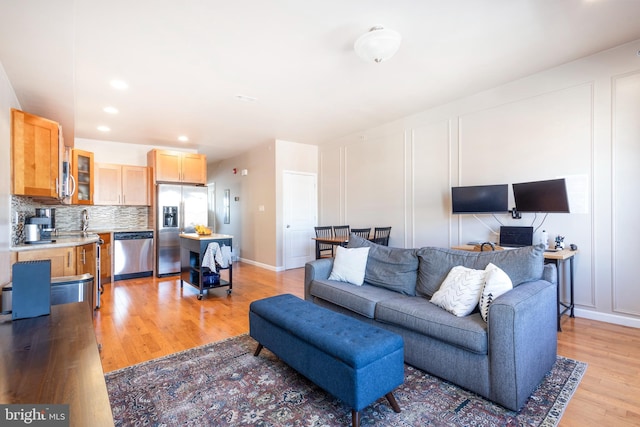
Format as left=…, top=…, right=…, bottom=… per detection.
left=11, top=233, right=101, bottom=252
left=11, top=228, right=154, bottom=252
left=89, top=228, right=154, bottom=234
left=180, top=233, right=233, bottom=241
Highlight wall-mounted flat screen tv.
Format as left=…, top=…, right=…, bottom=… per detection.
left=451, top=184, right=509, bottom=214
left=512, top=178, right=570, bottom=213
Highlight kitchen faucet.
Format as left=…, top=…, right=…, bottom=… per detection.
left=81, top=209, right=89, bottom=234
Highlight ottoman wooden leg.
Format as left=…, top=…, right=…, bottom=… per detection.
left=386, top=392, right=401, bottom=413
left=351, top=409, right=360, bottom=427
left=254, top=343, right=263, bottom=356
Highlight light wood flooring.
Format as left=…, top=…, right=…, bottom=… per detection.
left=94, top=262, right=640, bottom=426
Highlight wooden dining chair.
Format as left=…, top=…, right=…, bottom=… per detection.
left=333, top=225, right=350, bottom=238
left=351, top=228, right=371, bottom=240
left=373, top=227, right=392, bottom=246
left=314, top=226, right=334, bottom=259
left=332, top=225, right=350, bottom=247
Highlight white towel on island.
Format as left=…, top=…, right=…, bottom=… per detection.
left=202, top=242, right=232, bottom=272
left=217, top=245, right=232, bottom=269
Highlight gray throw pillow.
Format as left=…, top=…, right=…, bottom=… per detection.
left=415, top=245, right=545, bottom=298
left=347, top=234, right=419, bottom=295
left=471, top=245, right=545, bottom=286
left=415, top=247, right=479, bottom=297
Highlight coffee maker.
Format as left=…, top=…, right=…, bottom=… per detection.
left=25, top=208, right=56, bottom=243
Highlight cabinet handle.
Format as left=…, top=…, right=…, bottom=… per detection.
left=123, top=194, right=126, bottom=204
left=82, top=249, right=86, bottom=264
left=67, top=251, right=71, bottom=268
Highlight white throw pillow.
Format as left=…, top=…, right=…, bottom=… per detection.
left=328, top=246, right=370, bottom=286
left=479, top=263, right=513, bottom=322
left=430, top=266, right=486, bottom=317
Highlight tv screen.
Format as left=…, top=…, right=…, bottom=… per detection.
left=512, top=178, right=570, bottom=213
left=451, top=184, right=509, bottom=214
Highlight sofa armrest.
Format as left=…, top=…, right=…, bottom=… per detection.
left=304, top=258, right=334, bottom=301
left=487, top=279, right=557, bottom=410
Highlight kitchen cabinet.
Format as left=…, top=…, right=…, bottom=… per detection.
left=76, top=243, right=96, bottom=278
left=147, top=149, right=207, bottom=185
left=72, top=149, right=94, bottom=204
left=98, top=233, right=111, bottom=283
left=95, top=163, right=149, bottom=206
left=16, top=247, right=76, bottom=278
left=11, top=109, right=60, bottom=198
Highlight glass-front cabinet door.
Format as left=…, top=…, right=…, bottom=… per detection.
left=72, top=149, right=94, bottom=205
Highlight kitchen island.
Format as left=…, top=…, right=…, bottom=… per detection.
left=179, top=233, right=233, bottom=300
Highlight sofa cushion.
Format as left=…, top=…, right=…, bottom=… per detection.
left=375, top=295, right=488, bottom=354
left=308, top=280, right=398, bottom=318
left=429, top=266, right=486, bottom=317
left=347, top=234, right=419, bottom=295
left=328, top=246, right=369, bottom=285
left=415, top=245, right=545, bottom=298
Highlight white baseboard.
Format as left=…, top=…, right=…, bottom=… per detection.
left=238, top=258, right=284, bottom=272
left=574, top=308, right=640, bottom=329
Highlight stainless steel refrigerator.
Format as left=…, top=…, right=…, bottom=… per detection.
left=156, top=184, right=208, bottom=276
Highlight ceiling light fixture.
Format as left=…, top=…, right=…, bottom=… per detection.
left=354, top=26, right=402, bottom=63
left=110, top=79, right=128, bottom=90
left=103, top=106, right=119, bottom=114
left=97, top=125, right=111, bottom=132
left=235, top=94, right=257, bottom=102
left=178, top=135, right=189, bottom=142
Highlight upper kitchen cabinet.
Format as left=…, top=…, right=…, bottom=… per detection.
left=147, top=149, right=207, bottom=185
left=11, top=109, right=60, bottom=198
left=94, top=163, right=149, bottom=206
left=72, top=149, right=94, bottom=204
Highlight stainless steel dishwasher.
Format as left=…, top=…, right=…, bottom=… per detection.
left=113, top=231, right=154, bottom=281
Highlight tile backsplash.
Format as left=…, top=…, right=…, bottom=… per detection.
left=11, top=196, right=149, bottom=245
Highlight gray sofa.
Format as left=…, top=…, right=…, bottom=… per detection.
left=304, top=235, right=558, bottom=411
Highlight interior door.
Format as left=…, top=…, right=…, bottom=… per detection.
left=283, top=171, right=317, bottom=269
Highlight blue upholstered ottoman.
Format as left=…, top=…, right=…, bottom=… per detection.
left=249, top=294, right=404, bottom=427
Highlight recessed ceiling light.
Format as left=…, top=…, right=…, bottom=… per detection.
left=110, top=79, right=128, bottom=90
left=178, top=135, right=189, bottom=142
left=103, top=106, right=119, bottom=114
left=97, top=125, right=111, bottom=132
left=235, top=94, right=257, bottom=102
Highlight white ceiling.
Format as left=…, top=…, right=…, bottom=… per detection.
left=1, top=0, right=640, bottom=162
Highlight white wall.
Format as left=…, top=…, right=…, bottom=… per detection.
left=319, top=39, right=640, bottom=328
left=0, top=61, right=20, bottom=285
left=208, top=142, right=276, bottom=268
left=208, top=139, right=317, bottom=270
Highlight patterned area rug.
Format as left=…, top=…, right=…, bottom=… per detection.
left=105, top=334, right=586, bottom=426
